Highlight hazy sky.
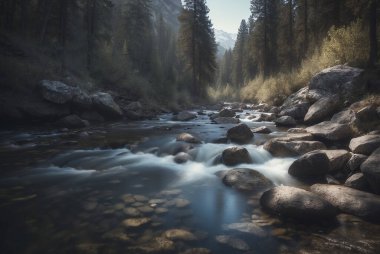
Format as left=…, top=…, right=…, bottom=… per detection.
left=181, top=0, right=251, bottom=34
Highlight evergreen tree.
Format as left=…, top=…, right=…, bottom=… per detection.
left=232, top=19, right=249, bottom=87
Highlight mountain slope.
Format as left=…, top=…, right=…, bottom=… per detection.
left=215, top=29, right=237, bottom=50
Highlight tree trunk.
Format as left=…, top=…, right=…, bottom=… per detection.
left=369, top=0, right=378, bottom=67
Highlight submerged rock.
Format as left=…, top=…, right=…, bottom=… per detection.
left=226, top=222, right=266, bottom=236
left=288, top=151, right=330, bottom=178
left=173, top=111, right=197, bottom=121
left=221, top=147, right=252, bottom=166
left=176, top=133, right=201, bottom=144
left=174, top=152, right=192, bottom=164
left=260, top=186, right=338, bottom=220
left=221, top=168, right=273, bottom=191
left=163, top=229, right=197, bottom=241
left=215, top=235, right=250, bottom=251
left=122, top=217, right=151, bottom=228
left=227, top=124, right=253, bottom=143
left=252, top=126, right=272, bottom=134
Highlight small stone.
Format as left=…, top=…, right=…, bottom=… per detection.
left=133, top=195, right=148, bottom=202
left=123, top=207, right=141, bottom=217
left=155, top=207, right=169, bottom=214
left=122, top=217, right=151, bottom=228
left=138, top=206, right=155, bottom=214
left=215, top=235, right=250, bottom=251
left=163, top=229, right=197, bottom=241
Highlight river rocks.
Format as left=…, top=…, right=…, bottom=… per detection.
left=227, top=124, right=253, bottom=143
left=176, top=133, right=201, bottom=144
left=219, top=108, right=236, bottom=117
left=263, top=139, right=326, bottom=157
left=252, top=126, right=272, bottom=134
left=92, top=92, right=123, bottom=119
left=180, top=248, right=211, bottom=254
left=215, top=235, right=250, bottom=251
left=163, top=229, right=197, bottom=241
left=349, top=134, right=380, bottom=155
left=331, top=109, right=358, bottom=125
left=174, top=152, right=192, bottom=164
left=274, top=116, right=296, bottom=127
left=347, top=154, right=368, bottom=173
left=306, top=121, right=354, bottom=141
left=226, top=222, right=266, bottom=236
left=221, top=168, right=273, bottom=191
left=122, top=217, right=151, bottom=228
left=361, top=147, right=380, bottom=194
left=221, top=147, right=252, bottom=166
left=311, top=184, right=380, bottom=221
left=173, top=111, right=197, bottom=121
left=39, top=80, right=77, bottom=104
left=288, top=151, right=330, bottom=178
left=282, top=87, right=309, bottom=108
left=356, top=105, right=379, bottom=122
left=71, top=89, right=93, bottom=110
left=56, top=114, right=89, bottom=129
left=213, top=117, right=240, bottom=124
left=320, top=150, right=352, bottom=172
left=308, top=65, right=365, bottom=101
left=279, top=102, right=310, bottom=120
left=304, top=96, right=341, bottom=123
left=344, top=173, right=370, bottom=191
left=260, top=186, right=338, bottom=220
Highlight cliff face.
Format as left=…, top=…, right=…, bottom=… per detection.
left=151, top=0, right=183, bottom=30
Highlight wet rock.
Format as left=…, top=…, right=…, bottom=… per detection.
left=137, top=206, right=155, bottom=214
left=173, top=111, right=197, bottom=121
left=91, top=92, right=123, bottom=119
left=275, top=116, right=296, bottom=127
left=123, top=207, right=141, bottom=217
left=361, top=147, right=380, bottom=194
left=176, top=133, right=201, bottom=144
left=221, top=147, right=252, bottom=166
left=215, top=235, right=250, bottom=251
left=260, top=113, right=276, bottom=122
left=287, top=128, right=307, bottom=133
left=349, top=134, right=380, bottom=155
left=221, top=168, right=273, bottom=191
left=306, top=121, right=354, bottom=141
left=260, top=186, right=338, bottom=220
left=129, top=237, right=174, bottom=253
left=39, top=80, right=76, bottom=104
left=122, top=217, right=151, bottom=227
left=227, top=124, right=253, bottom=143
left=174, top=152, right=192, bottom=164
left=155, top=207, right=168, bottom=214
left=134, top=195, right=148, bottom=202
left=279, top=102, right=310, bottom=120
left=219, top=108, right=236, bottom=117
left=102, top=229, right=131, bottom=242
left=311, top=184, right=380, bottom=222
left=180, top=248, right=211, bottom=254
left=213, top=117, right=240, bottom=124
left=281, top=87, right=309, bottom=108
left=264, top=140, right=326, bottom=157
left=163, top=229, right=197, bottom=241
left=304, top=96, right=341, bottom=123
left=288, top=151, right=330, bottom=178
left=347, top=154, right=368, bottom=173
left=252, top=126, right=272, bottom=134
left=174, top=198, right=190, bottom=208
left=226, top=222, right=266, bottom=236
left=56, top=114, right=89, bottom=129
left=344, top=173, right=370, bottom=191
left=320, top=149, right=352, bottom=172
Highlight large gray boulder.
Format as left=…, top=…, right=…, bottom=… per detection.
left=304, top=96, right=341, bottom=123
left=252, top=126, right=272, bottom=134
left=307, top=65, right=365, bottom=101
left=282, top=87, right=309, bottom=108
left=263, top=137, right=326, bottom=157
left=219, top=108, right=236, bottom=117
left=319, top=149, right=352, bottom=172
left=347, top=154, right=368, bottom=173
left=39, top=80, right=77, bottom=104
left=344, top=173, right=370, bottom=192
left=91, top=92, right=123, bottom=119
left=311, top=184, right=380, bottom=222
left=361, top=147, right=380, bottom=194
left=176, top=133, right=201, bottom=144
left=173, top=111, right=197, bottom=121
left=227, top=124, right=253, bottom=143
left=306, top=121, right=354, bottom=141
left=279, top=102, right=310, bottom=120
left=331, top=109, right=358, bottom=125
left=274, top=116, right=296, bottom=127
left=213, top=117, right=240, bottom=124
left=260, top=186, right=338, bottom=220
left=71, top=90, right=93, bottom=110
left=221, top=147, right=252, bottom=166
left=349, top=134, right=380, bottom=155
left=288, top=151, right=330, bottom=178
left=220, top=168, right=273, bottom=192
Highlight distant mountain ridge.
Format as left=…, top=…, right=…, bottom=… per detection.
left=215, top=29, right=237, bottom=50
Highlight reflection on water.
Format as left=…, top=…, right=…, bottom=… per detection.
left=1, top=110, right=380, bottom=253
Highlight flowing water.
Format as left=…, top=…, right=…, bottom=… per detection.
left=1, top=109, right=380, bottom=254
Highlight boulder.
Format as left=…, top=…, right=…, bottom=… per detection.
left=227, top=124, right=254, bottom=143
left=263, top=140, right=326, bottom=157
left=176, top=133, right=201, bottom=144
left=281, top=87, right=309, bottom=108
left=347, top=154, right=368, bottom=173
left=252, top=126, right=272, bottom=134
left=279, top=102, right=310, bottom=120
left=173, top=111, right=197, bottom=121
left=288, top=151, right=330, bottom=178
left=361, top=147, right=380, bottom=194
left=304, top=96, right=341, bottom=123
left=71, top=90, right=92, bottom=110
left=331, top=109, right=358, bottom=125
left=213, top=117, right=240, bottom=124
left=174, top=152, right=192, bottom=164
left=287, top=128, right=307, bottom=133
left=39, top=80, right=77, bottom=104
left=260, top=113, right=276, bottom=122
left=307, top=65, right=365, bottom=101
left=219, top=109, right=236, bottom=117
left=344, top=173, right=370, bottom=192
left=56, top=114, right=89, bottom=129
left=319, top=150, right=352, bottom=172
left=275, top=116, right=296, bottom=127
left=306, top=121, right=354, bottom=141
left=80, top=111, right=105, bottom=123
left=260, top=186, right=338, bottom=220
left=356, top=105, right=379, bottom=122
left=221, top=147, right=252, bottom=166
left=311, top=184, right=380, bottom=222
left=220, top=168, right=273, bottom=191
left=92, top=92, right=123, bottom=119
left=349, top=134, right=380, bottom=155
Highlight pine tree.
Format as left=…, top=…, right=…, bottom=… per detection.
left=232, top=19, right=249, bottom=87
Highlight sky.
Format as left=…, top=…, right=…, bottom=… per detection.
left=181, top=0, right=251, bottom=34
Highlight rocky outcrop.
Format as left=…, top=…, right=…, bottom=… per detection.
left=91, top=92, right=123, bottom=119
left=311, top=184, right=380, bottom=222
left=349, top=134, right=380, bottom=155
left=221, top=147, right=252, bottom=166
left=227, top=124, right=253, bottom=143
left=304, top=96, right=341, bottom=123
left=288, top=151, right=330, bottom=178
left=306, top=121, right=354, bottom=141
left=361, top=147, right=380, bottom=194
left=220, top=168, right=273, bottom=191
left=260, top=186, right=338, bottom=220
left=176, top=133, right=201, bottom=144
left=274, top=116, right=296, bottom=127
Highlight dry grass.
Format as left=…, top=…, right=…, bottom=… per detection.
left=207, top=84, right=239, bottom=102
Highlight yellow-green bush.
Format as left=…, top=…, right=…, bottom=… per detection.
left=207, top=84, right=239, bottom=102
